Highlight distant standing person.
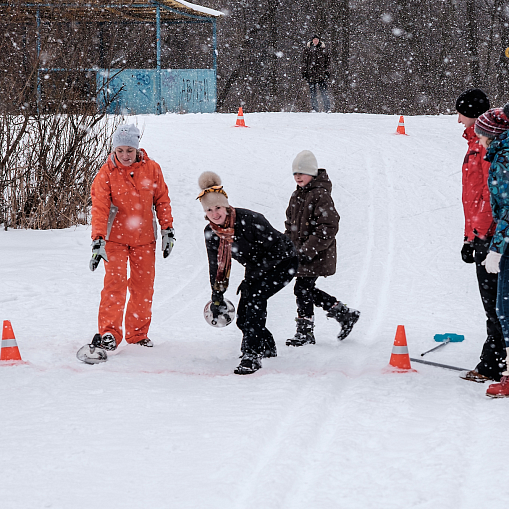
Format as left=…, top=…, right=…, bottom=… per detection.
left=285, top=150, right=360, bottom=346
left=455, top=89, right=507, bottom=383
left=301, top=35, right=331, bottom=113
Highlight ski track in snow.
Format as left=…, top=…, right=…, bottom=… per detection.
left=352, top=143, right=376, bottom=326
left=2, top=113, right=509, bottom=509
left=357, top=137, right=398, bottom=341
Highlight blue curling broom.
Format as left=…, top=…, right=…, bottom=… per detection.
left=420, top=333, right=465, bottom=356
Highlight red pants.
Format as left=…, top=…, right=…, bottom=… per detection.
left=99, top=241, right=156, bottom=345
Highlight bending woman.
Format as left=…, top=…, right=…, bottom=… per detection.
left=198, top=171, right=298, bottom=375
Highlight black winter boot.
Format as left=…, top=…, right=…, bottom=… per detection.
left=262, top=334, right=277, bottom=358
left=240, top=336, right=276, bottom=358
left=474, top=335, right=507, bottom=381
left=326, top=302, right=360, bottom=341
left=286, top=318, right=315, bottom=347
left=234, top=353, right=262, bottom=375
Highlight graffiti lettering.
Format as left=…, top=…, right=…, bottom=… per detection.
left=102, top=69, right=216, bottom=114
left=136, top=73, right=151, bottom=86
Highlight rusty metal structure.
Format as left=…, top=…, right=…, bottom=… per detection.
left=1, top=0, right=223, bottom=113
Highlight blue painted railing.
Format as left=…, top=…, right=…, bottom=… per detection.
left=98, top=69, right=217, bottom=114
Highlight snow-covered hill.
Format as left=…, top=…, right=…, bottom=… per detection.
left=1, top=112, right=507, bottom=509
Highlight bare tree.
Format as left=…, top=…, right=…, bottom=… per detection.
left=206, top=0, right=509, bottom=114
left=0, top=8, right=125, bottom=230
left=328, top=0, right=350, bottom=112
left=465, top=0, right=481, bottom=86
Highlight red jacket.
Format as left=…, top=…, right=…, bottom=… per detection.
left=91, top=149, right=173, bottom=245
left=462, top=126, right=495, bottom=241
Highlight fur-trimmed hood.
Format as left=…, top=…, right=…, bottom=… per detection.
left=307, top=40, right=326, bottom=49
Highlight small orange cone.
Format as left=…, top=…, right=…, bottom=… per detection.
left=387, top=325, right=416, bottom=372
left=233, top=107, right=249, bottom=128
left=1, top=320, right=23, bottom=362
left=396, top=115, right=407, bottom=135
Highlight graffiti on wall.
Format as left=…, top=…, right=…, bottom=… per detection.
left=98, top=69, right=216, bottom=114
left=161, top=71, right=214, bottom=111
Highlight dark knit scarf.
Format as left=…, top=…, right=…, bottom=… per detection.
left=209, top=207, right=236, bottom=293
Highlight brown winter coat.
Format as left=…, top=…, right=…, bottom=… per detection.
left=285, top=169, right=339, bottom=277
left=301, top=41, right=330, bottom=83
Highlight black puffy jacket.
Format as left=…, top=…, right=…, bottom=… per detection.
left=205, top=208, right=296, bottom=288
left=301, top=41, right=330, bottom=83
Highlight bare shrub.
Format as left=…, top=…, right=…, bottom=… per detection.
left=0, top=5, right=128, bottom=230
left=0, top=111, right=123, bottom=230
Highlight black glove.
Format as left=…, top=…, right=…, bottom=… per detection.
left=236, top=280, right=248, bottom=295
left=210, top=292, right=228, bottom=320
left=162, top=227, right=175, bottom=259
left=89, top=238, right=109, bottom=271
left=461, top=243, right=475, bottom=264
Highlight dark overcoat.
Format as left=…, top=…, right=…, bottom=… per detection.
left=285, top=169, right=339, bottom=277
left=301, top=41, right=330, bottom=83
left=205, top=208, right=296, bottom=288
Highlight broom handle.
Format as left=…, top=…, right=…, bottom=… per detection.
left=420, top=338, right=451, bottom=356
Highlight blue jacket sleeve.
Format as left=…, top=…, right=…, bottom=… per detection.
left=489, top=154, right=509, bottom=254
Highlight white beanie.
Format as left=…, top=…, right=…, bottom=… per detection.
left=292, top=150, right=318, bottom=176
left=197, top=171, right=229, bottom=210
left=112, top=124, right=141, bottom=150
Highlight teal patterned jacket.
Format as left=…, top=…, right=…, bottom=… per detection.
left=486, top=130, right=509, bottom=254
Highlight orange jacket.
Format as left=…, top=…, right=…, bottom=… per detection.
left=91, top=149, right=173, bottom=245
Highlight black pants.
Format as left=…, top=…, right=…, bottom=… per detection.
left=294, top=276, right=338, bottom=318
left=237, top=256, right=299, bottom=356
left=473, top=236, right=507, bottom=379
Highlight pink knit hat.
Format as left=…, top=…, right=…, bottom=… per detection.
left=475, top=107, right=509, bottom=139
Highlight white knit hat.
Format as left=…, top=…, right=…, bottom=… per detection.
left=292, top=150, right=318, bottom=176
left=112, top=124, right=141, bottom=150
left=197, top=171, right=229, bottom=210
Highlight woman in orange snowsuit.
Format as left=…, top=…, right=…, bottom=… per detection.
left=89, top=124, right=174, bottom=351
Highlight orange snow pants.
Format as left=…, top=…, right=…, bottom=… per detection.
left=98, top=241, right=156, bottom=345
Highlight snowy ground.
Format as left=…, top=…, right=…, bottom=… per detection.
left=2, top=112, right=508, bottom=509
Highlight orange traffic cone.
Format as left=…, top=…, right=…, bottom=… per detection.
left=1, top=320, right=23, bottom=362
left=233, top=107, right=249, bottom=128
left=395, top=115, right=407, bottom=135
left=387, top=325, right=416, bottom=372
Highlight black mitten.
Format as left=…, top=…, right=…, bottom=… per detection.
left=210, top=292, right=228, bottom=319
left=461, top=243, right=475, bottom=264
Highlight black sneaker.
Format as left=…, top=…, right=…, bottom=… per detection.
left=136, top=338, right=153, bottom=347
left=91, top=333, right=117, bottom=351
left=234, top=354, right=262, bottom=375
